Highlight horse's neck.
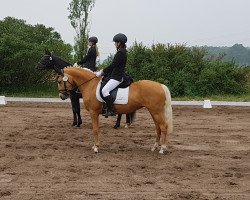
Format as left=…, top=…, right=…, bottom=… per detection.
left=67, top=68, right=95, bottom=85
left=67, top=68, right=97, bottom=97
left=53, top=56, right=71, bottom=69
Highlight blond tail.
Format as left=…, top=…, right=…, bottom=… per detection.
left=161, top=84, right=173, bottom=134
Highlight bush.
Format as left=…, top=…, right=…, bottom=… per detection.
left=126, top=43, right=250, bottom=97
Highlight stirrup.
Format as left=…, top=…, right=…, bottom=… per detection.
left=104, top=110, right=116, bottom=118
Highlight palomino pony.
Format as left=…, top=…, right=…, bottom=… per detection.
left=57, top=67, right=173, bottom=154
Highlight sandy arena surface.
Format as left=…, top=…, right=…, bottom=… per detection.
left=0, top=102, right=249, bottom=200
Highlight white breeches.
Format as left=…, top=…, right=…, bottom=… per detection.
left=102, top=79, right=123, bottom=97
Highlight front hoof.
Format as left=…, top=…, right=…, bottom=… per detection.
left=151, top=143, right=159, bottom=152
left=113, top=124, right=120, bottom=129
left=159, top=149, right=164, bottom=154
left=159, top=145, right=167, bottom=154
left=92, top=145, right=99, bottom=153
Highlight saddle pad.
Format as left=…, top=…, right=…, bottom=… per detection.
left=96, top=81, right=129, bottom=104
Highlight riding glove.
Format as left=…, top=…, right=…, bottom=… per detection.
left=95, top=69, right=103, bottom=77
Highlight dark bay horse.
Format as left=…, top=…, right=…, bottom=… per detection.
left=57, top=67, right=173, bottom=154
left=37, top=52, right=82, bottom=127
left=36, top=52, right=134, bottom=128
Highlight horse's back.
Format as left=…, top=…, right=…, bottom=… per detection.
left=131, top=80, right=166, bottom=95
left=128, top=80, right=168, bottom=108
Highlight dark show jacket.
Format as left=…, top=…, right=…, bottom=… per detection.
left=103, top=47, right=127, bottom=81
left=77, top=46, right=97, bottom=71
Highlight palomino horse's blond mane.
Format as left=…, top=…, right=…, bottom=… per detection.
left=65, top=66, right=95, bottom=73
left=58, top=67, right=173, bottom=154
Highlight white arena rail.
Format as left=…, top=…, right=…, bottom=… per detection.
left=3, top=97, right=250, bottom=107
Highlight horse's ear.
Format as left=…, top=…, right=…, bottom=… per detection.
left=44, top=49, right=51, bottom=56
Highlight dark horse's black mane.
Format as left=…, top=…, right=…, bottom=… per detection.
left=51, top=55, right=72, bottom=69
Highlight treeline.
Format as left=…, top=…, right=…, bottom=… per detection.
left=126, top=43, right=249, bottom=97
left=0, top=17, right=249, bottom=98
left=205, top=44, right=250, bottom=66
left=0, top=17, right=73, bottom=88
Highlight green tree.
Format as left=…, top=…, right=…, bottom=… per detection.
left=68, top=0, right=95, bottom=61
left=0, top=17, right=73, bottom=89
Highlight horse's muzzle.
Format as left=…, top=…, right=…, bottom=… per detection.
left=59, top=92, right=69, bottom=100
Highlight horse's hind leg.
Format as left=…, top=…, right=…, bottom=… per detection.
left=125, top=113, right=131, bottom=128
left=151, top=119, right=161, bottom=152
left=114, top=114, right=122, bottom=129
left=151, top=112, right=169, bottom=154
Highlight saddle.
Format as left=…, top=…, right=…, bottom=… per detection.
left=97, top=74, right=133, bottom=104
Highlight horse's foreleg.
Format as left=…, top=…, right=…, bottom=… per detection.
left=75, top=98, right=82, bottom=127
left=72, top=110, right=77, bottom=126
left=90, top=112, right=100, bottom=153
left=70, top=91, right=80, bottom=127
left=76, top=111, right=82, bottom=127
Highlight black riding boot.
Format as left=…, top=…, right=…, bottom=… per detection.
left=103, top=95, right=116, bottom=118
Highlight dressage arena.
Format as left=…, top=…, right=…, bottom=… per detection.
left=0, top=101, right=249, bottom=200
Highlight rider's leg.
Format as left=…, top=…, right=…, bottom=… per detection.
left=102, top=79, right=122, bottom=117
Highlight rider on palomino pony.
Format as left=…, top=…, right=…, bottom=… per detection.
left=96, top=33, right=128, bottom=117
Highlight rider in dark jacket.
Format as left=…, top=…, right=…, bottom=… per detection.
left=74, top=36, right=99, bottom=72
left=96, top=33, right=128, bottom=117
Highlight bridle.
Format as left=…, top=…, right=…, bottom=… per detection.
left=58, top=77, right=75, bottom=96
left=39, top=54, right=97, bottom=96
left=58, top=74, right=97, bottom=96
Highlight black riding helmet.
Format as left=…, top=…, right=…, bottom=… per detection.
left=113, top=33, right=127, bottom=44
left=88, top=36, right=98, bottom=44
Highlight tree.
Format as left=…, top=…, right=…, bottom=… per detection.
left=68, top=0, right=95, bottom=61
left=0, top=17, right=73, bottom=88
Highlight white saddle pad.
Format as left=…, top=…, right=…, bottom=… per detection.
left=96, top=81, right=129, bottom=104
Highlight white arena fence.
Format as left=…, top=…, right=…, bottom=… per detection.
left=1, top=97, right=250, bottom=107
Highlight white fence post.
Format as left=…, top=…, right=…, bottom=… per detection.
left=203, top=99, right=212, bottom=108
left=0, top=96, right=6, bottom=105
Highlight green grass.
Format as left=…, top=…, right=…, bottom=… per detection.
left=1, top=85, right=250, bottom=101
left=1, top=84, right=58, bottom=98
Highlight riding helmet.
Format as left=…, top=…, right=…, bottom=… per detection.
left=88, top=36, right=98, bottom=44
left=113, top=33, right=127, bottom=43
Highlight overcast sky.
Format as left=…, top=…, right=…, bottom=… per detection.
left=0, top=0, right=250, bottom=60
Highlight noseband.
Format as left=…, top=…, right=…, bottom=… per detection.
left=59, top=78, right=74, bottom=96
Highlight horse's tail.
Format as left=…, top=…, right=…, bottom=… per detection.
left=161, top=84, right=173, bottom=134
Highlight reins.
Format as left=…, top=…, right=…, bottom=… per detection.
left=59, top=74, right=97, bottom=94
left=71, top=75, right=97, bottom=91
